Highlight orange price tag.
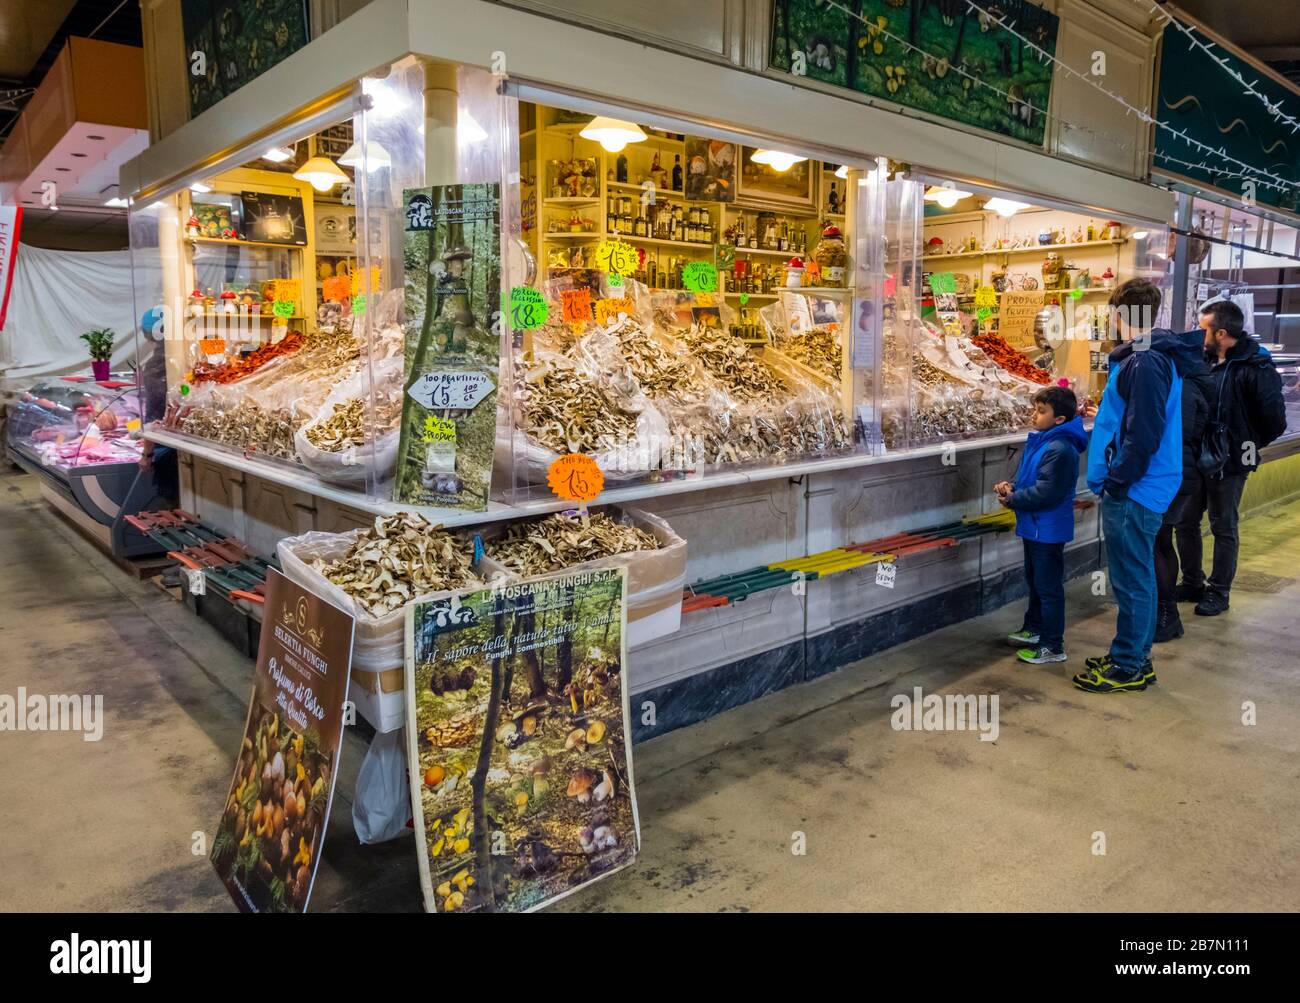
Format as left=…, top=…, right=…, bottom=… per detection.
left=322, top=275, right=350, bottom=303
left=198, top=339, right=226, bottom=355
left=546, top=453, right=604, bottom=503
left=561, top=288, right=593, bottom=324
left=594, top=297, right=635, bottom=325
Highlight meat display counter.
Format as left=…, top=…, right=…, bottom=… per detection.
left=5, top=377, right=161, bottom=556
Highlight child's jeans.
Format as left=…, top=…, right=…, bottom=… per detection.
left=1021, top=538, right=1066, bottom=651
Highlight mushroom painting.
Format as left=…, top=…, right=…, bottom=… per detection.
left=408, top=566, right=637, bottom=912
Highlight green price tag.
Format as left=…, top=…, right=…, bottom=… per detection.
left=739, top=293, right=750, bottom=306
left=1069, top=288, right=1084, bottom=300
left=352, top=294, right=367, bottom=316
left=607, top=274, right=624, bottom=288
left=977, top=307, right=993, bottom=322
left=180, top=383, right=190, bottom=397
left=272, top=299, right=295, bottom=319
left=507, top=286, right=548, bottom=330
left=681, top=261, right=719, bottom=293
left=928, top=272, right=957, bottom=295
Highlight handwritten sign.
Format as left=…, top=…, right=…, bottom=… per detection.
left=546, top=453, right=604, bottom=503
left=875, top=561, right=896, bottom=589
left=693, top=292, right=715, bottom=308
left=421, top=415, right=457, bottom=444
left=974, top=285, right=998, bottom=309
left=560, top=288, right=593, bottom=325
left=999, top=290, right=1045, bottom=349
left=928, top=272, right=957, bottom=295
left=322, top=275, right=350, bottom=303
left=681, top=261, right=718, bottom=293
left=272, top=299, right=295, bottom=319
left=198, top=338, right=226, bottom=356
left=594, top=239, right=638, bottom=276
left=595, top=297, right=635, bottom=325
left=607, top=274, right=624, bottom=288
left=407, top=370, right=495, bottom=410
left=509, top=286, right=549, bottom=330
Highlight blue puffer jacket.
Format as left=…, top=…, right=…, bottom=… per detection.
left=1087, top=329, right=1206, bottom=514
left=1007, top=416, right=1089, bottom=543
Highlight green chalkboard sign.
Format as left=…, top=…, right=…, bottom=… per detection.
left=183, top=1, right=311, bottom=118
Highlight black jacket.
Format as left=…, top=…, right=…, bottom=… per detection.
left=1177, top=358, right=1213, bottom=488
left=1206, top=338, right=1288, bottom=476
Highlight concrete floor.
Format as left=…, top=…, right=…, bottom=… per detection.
left=1, top=463, right=1297, bottom=912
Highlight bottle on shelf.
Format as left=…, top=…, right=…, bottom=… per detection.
left=828, top=182, right=840, bottom=214
left=672, top=154, right=683, bottom=192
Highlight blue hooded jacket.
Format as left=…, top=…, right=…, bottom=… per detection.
left=1087, top=329, right=1207, bottom=513
left=1007, top=415, right=1089, bottom=543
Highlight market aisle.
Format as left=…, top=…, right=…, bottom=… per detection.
left=2, top=462, right=1298, bottom=911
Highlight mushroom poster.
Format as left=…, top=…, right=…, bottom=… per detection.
left=394, top=183, right=501, bottom=511
left=405, top=567, right=640, bottom=913
left=210, top=570, right=355, bottom=913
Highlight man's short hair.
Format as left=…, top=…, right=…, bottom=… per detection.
left=1200, top=299, right=1244, bottom=340
left=1033, top=385, right=1078, bottom=421
left=1108, top=278, right=1162, bottom=314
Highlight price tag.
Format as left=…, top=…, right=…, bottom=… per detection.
left=186, top=568, right=207, bottom=595
left=681, top=261, right=719, bottom=293
left=974, top=285, right=998, bottom=309
left=1197, top=282, right=1210, bottom=300
left=977, top=306, right=993, bottom=322
left=322, top=275, right=350, bottom=303
left=883, top=274, right=898, bottom=297
left=607, top=274, right=624, bottom=288
left=126, top=418, right=142, bottom=432
left=180, top=383, right=191, bottom=397
left=272, top=299, right=295, bottom=319
left=508, top=286, right=549, bottom=330
left=198, top=338, right=226, bottom=356
left=929, top=272, right=957, bottom=295
left=875, top=561, right=896, bottom=589
left=594, top=297, right=635, bottom=325
left=421, top=415, right=457, bottom=444
left=739, top=293, right=750, bottom=306
left=1069, top=288, right=1084, bottom=300
left=546, top=453, right=604, bottom=503
left=351, top=294, right=367, bottom=316
left=694, top=292, right=716, bottom=308
left=561, top=288, right=593, bottom=324
left=408, top=370, right=495, bottom=410
left=594, top=239, right=638, bottom=276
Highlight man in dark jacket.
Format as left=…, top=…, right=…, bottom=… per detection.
left=1152, top=349, right=1213, bottom=642
left=1175, top=300, right=1288, bottom=616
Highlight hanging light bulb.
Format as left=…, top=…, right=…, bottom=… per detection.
left=293, top=156, right=349, bottom=192
left=983, top=197, right=1031, bottom=217
left=579, top=116, right=647, bottom=153
left=338, top=141, right=392, bottom=170
left=261, top=147, right=294, bottom=163
left=835, top=164, right=849, bottom=179
left=751, top=149, right=808, bottom=173
left=924, top=185, right=972, bottom=208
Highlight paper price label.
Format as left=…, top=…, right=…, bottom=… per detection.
left=594, top=297, right=635, bottom=325
left=974, top=285, right=998, bottom=309
left=594, top=239, right=638, bottom=276
left=928, top=272, right=957, bottom=295
left=407, top=370, right=495, bottom=410
left=186, top=568, right=207, bottom=595
left=681, top=261, right=719, bottom=293
left=875, top=561, right=896, bottom=589
left=561, top=288, right=593, bottom=324
left=422, top=415, right=457, bottom=444
left=508, top=286, right=549, bottom=330
left=546, top=453, right=604, bottom=503
left=272, top=299, right=295, bottom=319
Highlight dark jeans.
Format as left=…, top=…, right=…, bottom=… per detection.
left=1154, top=524, right=1178, bottom=602
left=1175, top=472, right=1247, bottom=594
left=1102, top=494, right=1162, bottom=670
left=1020, top=539, right=1065, bottom=651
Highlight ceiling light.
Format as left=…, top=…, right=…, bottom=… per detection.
left=190, top=182, right=212, bottom=194
left=293, top=156, right=349, bottom=192
left=751, top=149, right=807, bottom=173
left=984, top=197, right=1031, bottom=217
left=579, top=116, right=647, bottom=153
left=924, top=186, right=972, bottom=208
left=1132, top=230, right=1149, bottom=240
left=835, top=164, right=849, bottom=179
left=262, top=147, right=293, bottom=163
left=104, top=196, right=129, bottom=208
left=338, top=141, right=391, bottom=169
left=86, top=134, right=105, bottom=141
left=459, top=111, right=488, bottom=145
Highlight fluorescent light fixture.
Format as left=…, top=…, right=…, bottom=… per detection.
left=338, top=141, right=392, bottom=170
left=1253, top=310, right=1275, bottom=315
left=293, top=156, right=348, bottom=192
left=190, top=182, right=212, bottom=194
left=835, top=164, right=849, bottom=179
left=362, top=78, right=408, bottom=118
left=1132, top=230, right=1150, bottom=240
left=751, top=149, right=808, bottom=173
left=104, top=196, right=129, bottom=208
left=1273, top=313, right=1300, bottom=318
left=984, top=197, right=1031, bottom=217
left=262, top=147, right=293, bottom=163
left=924, top=186, right=972, bottom=208
left=579, top=116, right=647, bottom=153
left=459, top=111, right=489, bottom=145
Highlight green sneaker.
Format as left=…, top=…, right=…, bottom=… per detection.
left=1072, top=663, right=1149, bottom=693
left=1084, top=653, right=1112, bottom=671
left=1007, top=630, right=1040, bottom=647
left=1017, top=645, right=1067, bottom=664
left=1141, top=659, right=1157, bottom=685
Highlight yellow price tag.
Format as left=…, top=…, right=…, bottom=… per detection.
left=422, top=415, right=457, bottom=444
left=694, top=292, right=716, bottom=308
left=595, top=297, right=636, bottom=325
left=594, top=239, right=638, bottom=276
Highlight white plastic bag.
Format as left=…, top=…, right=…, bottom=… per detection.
left=352, top=729, right=411, bottom=844
left=294, top=355, right=403, bottom=488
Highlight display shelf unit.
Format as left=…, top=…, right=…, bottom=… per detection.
left=922, top=238, right=1126, bottom=262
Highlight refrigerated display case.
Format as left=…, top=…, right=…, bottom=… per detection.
left=5, top=378, right=161, bottom=556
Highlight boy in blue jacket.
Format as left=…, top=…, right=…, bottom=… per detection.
left=996, top=385, right=1088, bottom=665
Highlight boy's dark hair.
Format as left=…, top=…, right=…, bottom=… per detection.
left=1033, top=385, right=1077, bottom=421
left=1200, top=299, right=1244, bottom=340
left=1108, top=278, right=1162, bottom=313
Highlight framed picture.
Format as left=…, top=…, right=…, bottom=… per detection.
left=240, top=190, right=307, bottom=245
left=735, top=147, right=816, bottom=208
left=683, top=136, right=736, bottom=203
left=314, top=204, right=355, bottom=255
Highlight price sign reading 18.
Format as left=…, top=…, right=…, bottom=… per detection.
left=508, top=286, right=549, bottom=330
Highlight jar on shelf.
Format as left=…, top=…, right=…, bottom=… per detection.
left=813, top=225, right=848, bottom=288
left=785, top=256, right=806, bottom=288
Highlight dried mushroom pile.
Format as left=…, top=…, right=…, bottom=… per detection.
left=486, top=512, right=659, bottom=577
left=517, top=355, right=641, bottom=454
left=603, top=318, right=699, bottom=399
left=779, top=327, right=841, bottom=382
left=179, top=400, right=298, bottom=460
left=682, top=327, right=788, bottom=403
left=304, top=390, right=404, bottom=452
left=314, top=513, right=480, bottom=616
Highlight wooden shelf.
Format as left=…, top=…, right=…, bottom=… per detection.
left=187, top=236, right=306, bottom=250
left=542, top=231, right=601, bottom=240
left=619, top=234, right=715, bottom=251
left=542, top=197, right=600, bottom=206
left=607, top=181, right=688, bottom=199
left=923, top=239, right=1127, bottom=263
left=728, top=245, right=802, bottom=258
left=724, top=292, right=779, bottom=301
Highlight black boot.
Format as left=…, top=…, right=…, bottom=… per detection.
left=1175, top=581, right=1205, bottom=603
left=1194, top=589, right=1230, bottom=617
left=1154, top=601, right=1184, bottom=642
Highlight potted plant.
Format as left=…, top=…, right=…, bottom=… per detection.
left=80, top=328, right=115, bottom=381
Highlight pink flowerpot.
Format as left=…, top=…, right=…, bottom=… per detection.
left=91, top=360, right=111, bottom=381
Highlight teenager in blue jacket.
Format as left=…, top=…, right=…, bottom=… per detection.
left=996, top=385, right=1088, bottom=665
left=1074, top=280, right=1207, bottom=694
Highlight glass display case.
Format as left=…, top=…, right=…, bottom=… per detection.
left=1275, top=351, right=1300, bottom=439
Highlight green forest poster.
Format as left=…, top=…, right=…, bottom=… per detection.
left=183, top=0, right=310, bottom=117
left=395, top=184, right=502, bottom=510
left=404, top=568, right=639, bottom=913
left=770, top=0, right=1059, bottom=147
